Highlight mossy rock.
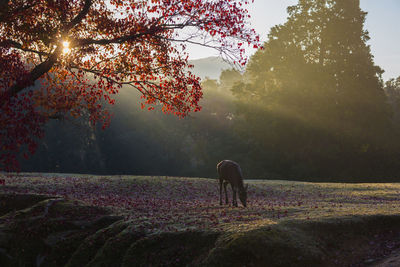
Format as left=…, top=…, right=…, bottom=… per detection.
left=282, top=215, right=400, bottom=265
left=0, top=195, right=122, bottom=267
left=204, top=215, right=400, bottom=267
left=66, top=220, right=129, bottom=267
left=0, top=193, right=53, bottom=216
left=86, top=225, right=147, bottom=267
left=3, top=193, right=400, bottom=267
left=204, top=226, right=323, bottom=267
left=122, top=231, right=220, bottom=267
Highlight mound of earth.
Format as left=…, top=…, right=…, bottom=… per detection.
left=1, top=193, right=400, bottom=266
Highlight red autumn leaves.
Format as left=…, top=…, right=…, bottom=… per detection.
left=0, top=0, right=260, bottom=171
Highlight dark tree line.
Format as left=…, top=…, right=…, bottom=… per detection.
left=21, top=0, right=400, bottom=182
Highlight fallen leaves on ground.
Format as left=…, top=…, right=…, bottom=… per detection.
left=2, top=174, right=400, bottom=233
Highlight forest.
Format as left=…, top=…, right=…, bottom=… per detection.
left=19, top=1, right=400, bottom=182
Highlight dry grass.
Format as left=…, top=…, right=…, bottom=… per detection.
left=2, top=173, right=400, bottom=232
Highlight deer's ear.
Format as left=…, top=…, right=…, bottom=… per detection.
left=245, top=184, right=248, bottom=191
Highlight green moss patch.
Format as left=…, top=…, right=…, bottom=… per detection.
left=0, top=193, right=52, bottom=216
left=66, top=220, right=129, bottom=267
left=122, top=231, right=220, bottom=267
left=85, top=226, right=146, bottom=267
left=205, top=215, right=400, bottom=267
left=0, top=195, right=122, bottom=267
left=205, top=226, right=323, bottom=267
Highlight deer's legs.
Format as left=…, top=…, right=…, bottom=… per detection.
left=232, top=185, right=238, bottom=207
left=219, top=179, right=223, bottom=205
left=224, top=181, right=229, bottom=204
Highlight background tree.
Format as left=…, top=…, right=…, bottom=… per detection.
left=385, top=77, right=400, bottom=130
left=0, top=0, right=259, bottom=170
left=232, top=0, right=397, bottom=179
left=15, top=1, right=400, bottom=182
left=20, top=65, right=243, bottom=178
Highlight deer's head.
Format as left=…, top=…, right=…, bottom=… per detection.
left=239, top=184, right=248, bottom=207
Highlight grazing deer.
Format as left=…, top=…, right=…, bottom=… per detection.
left=217, top=160, right=248, bottom=207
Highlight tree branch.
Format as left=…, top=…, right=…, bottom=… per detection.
left=75, top=29, right=161, bottom=47
left=63, top=0, right=92, bottom=33
left=8, top=47, right=61, bottom=97
left=0, top=40, right=50, bottom=56
left=0, top=1, right=36, bottom=23
left=74, top=22, right=195, bottom=47
left=4, top=0, right=93, bottom=98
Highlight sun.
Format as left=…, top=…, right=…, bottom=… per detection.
left=62, top=41, right=70, bottom=54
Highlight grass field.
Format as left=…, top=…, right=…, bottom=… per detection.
left=2, top=173, right=400, bottom=232
left=2, top=173, right=400, bottom=266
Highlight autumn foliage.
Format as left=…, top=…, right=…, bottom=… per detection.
left=0, top=0, right=259, bottom=171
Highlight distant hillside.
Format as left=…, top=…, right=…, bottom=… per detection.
left=189, top=56, right=233, bottom=80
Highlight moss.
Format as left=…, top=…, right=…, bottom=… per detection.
left=204, top=226, right=323, bottom=267
left=44, top=214, right=124, bottom=267
left=47, top=199, right=112, bottom=220
left=204, top=215, right=400, bottom=267
left=66, top=220, right=128, bottom=267
left=2, top=191, right=400, bottom=266
left=87, top=226, right=147, bottom=267
left=122, top=231, right=220, bottom=267
left=282, top=215, right=400, bottom=265
left=43, top=231, right=93, bottom=267
left=0, top=196, right=121, bottom=267
left=0, top=193, right=53, bottom=217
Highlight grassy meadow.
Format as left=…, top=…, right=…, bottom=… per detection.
left=3, top=174, right=400, bottom=231
left=2, top=174, right=400, bottom=266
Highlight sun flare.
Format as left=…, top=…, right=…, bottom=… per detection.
left=62, top=41, right=70, bottom=54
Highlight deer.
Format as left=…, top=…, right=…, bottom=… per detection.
left=217, top=160, right=248, bottom=207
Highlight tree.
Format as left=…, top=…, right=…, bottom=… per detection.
left=385, top=77, right=400, bottom=129
left=232, top=0, right=395, bottom=179
left=0, top=0, right=260, bottom=170
left=219, top=68, right=242, bottom=94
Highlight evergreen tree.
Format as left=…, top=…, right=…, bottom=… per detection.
left=233, top=0, right=396, bottom=179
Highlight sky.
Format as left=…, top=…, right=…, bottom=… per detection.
left=187, top=0, right=400, bottom=81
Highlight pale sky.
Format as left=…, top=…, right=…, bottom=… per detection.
left=187, top=0, right=400, bottom=81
